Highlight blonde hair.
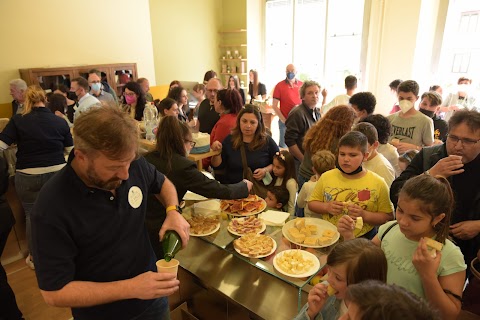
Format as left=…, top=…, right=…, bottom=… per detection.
left=311, top=150, right=336, bottom=175
left=22, top=85, right=47, bottom=115
left=73, top=105, right=139, bottom=159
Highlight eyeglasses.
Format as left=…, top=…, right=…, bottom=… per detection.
left=123, top=92, right=136, bottom=97
left=185, top=140, right=196, bottom=147
left=447, top=134, right=480, bottom=147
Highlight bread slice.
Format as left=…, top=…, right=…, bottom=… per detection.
left=355, top=217, right=363, bottom=230
left=306, top=225, right=318, bottom=235
left=327, top=284, right=336, bottom=296
left=304, top=237, right=318, bottom=246
left=291, top=233, right=306, bottom=243
left=288, top=227, right=300, bottom=238
left=295, top=218, right=306, bottom=229
left=425, top=238, right=443, bottom=258
left=318, top=236, right=331, bottom=245
left=322, top=229, right=336, bottom=238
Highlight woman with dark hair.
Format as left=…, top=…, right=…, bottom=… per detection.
left=168, top=80, right=181, bottom=93
left=157, top=97, right=179, bottom=118
left=53, top=84, right=77, bottom=123
left=248, top=69, right=267, bottom=103
left=298, top=105, right=357, bottom=189
left=203, top=88, right=243, bottom=169
left=167, top=86, right=189, bottom=122
left=48, top=93, right=73, bottom=127
left=144, top=116, right=251, bottom=258
left=203, top=70, right=217, bottom=85
left=122, top=81, right=146, bottom=121
left=211, top=105, right=279, bottom=184
left=0, top=85, right=73, bottom=269
left=228, top=75, right=246, bottom=105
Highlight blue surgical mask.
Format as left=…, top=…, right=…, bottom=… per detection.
left=91, top=82, right=101, bottom=92
left=286, top=72, right=295, bottom=80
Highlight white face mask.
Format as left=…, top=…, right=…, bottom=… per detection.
left=399, top=100, right=414, bottom=114
left=458, top=84, right=469, bottom=93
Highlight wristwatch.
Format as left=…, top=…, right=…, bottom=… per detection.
left=166, top=205, right=182, bottom=214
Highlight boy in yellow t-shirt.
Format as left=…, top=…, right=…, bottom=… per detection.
left=308, top=131, right=394, bottom=238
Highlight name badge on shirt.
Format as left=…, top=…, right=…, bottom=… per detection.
left=128, top=186, right=143, bottom=209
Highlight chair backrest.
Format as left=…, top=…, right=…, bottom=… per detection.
left=0, top=118, right=10, bottom=132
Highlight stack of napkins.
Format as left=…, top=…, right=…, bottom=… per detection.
left=258, top=210, right=290, bottom=226
left=193, top=199, right=220, bottom=216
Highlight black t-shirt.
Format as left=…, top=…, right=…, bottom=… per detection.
left=198, top=99, right=220, bottom=133
left=248, top=82, right=267, bottom=104
left=0, top=107, right=73, bottom=170
left=31, top=153, right=165, bottom=320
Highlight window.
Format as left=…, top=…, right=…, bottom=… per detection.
left=459, top=11, right=479, bottom=33
left=452, top=52, right=471, bottom=73
left=264, top=0, right=366, bottom=93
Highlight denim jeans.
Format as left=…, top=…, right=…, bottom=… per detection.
left=15, top=171, right=57, bottom=253
left=278, top=119, right=287, bottom=148
left=132, top=297, right=169, bottom=320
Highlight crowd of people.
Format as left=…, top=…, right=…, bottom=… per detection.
left=1, top=65, right=479, bottom=320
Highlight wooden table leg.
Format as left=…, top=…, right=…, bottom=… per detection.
left=196, top=160, right=202, bottom=171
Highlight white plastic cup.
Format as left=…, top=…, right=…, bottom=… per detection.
left=156, top=259, right=179, bottom=277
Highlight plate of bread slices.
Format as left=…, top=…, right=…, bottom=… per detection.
left=273, top=249, right=321, bottom=278
left=220, top=194, right=267, bottom=216
left=282, top=218, right=340, bottom=248
left=233, top=233, right=277, bottom=258
left=228, top=216, right=266, bottom=236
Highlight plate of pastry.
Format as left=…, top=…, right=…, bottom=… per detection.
left=220, top=194, right=267, bottom=216
left=233, top=233, right=277, bottom=258
left=227, top=216, right=266, bottom=236
left=187, top=215, right=221, bottom=237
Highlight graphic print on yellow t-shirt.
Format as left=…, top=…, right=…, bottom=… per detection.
left=308, top=169, right=394, bottom=237
left=322, top=186, right=377, bottom=236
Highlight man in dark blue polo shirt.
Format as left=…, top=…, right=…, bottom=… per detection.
left=31, top=106, right=190, bottom=320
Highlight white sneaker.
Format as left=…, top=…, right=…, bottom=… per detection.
left=26, top=255, right=35, bottom=270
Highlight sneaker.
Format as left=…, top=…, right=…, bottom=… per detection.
left=25, top=255, right=35, bottom=270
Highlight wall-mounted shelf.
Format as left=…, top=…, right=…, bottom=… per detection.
left=219, top=29, right=247, bottom=33
left=219, top=44, right=247, bottom=47
left=220, top=58, right=248, bottom=61
left=220, top=73, right=248, bottom=76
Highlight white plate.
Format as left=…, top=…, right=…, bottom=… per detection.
left=189, top=222, right=220, bottom=237
left=282, top=218, right=340, bottom=248
left=227, top=218, right=266, bottom=236
left=234, top=235, right=277, bottom=258
left=273, top=249, right=321, bottom=278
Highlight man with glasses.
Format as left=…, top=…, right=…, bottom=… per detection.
left=71, top=76, right=100, bottom=122
left=391, top=109, right=480, bottom=271
left=198, top=78, right=222, bottom=134
left=88, top=69, right=115, bottom=103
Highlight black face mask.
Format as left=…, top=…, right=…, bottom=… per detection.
left=336, top=159, right=363, bottom=175
left=419, top=108, right=435, bottom=118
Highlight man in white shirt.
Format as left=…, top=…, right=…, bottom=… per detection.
left=321, top=75, right=357, bottom=115
left=71, top=77, right=100, bottom=122
left=353, top=122, right=395, bottom=187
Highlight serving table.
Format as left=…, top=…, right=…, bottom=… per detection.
left=138, top=138, right=220, bottom=170
left=172, top=203, right=331, bottom=319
